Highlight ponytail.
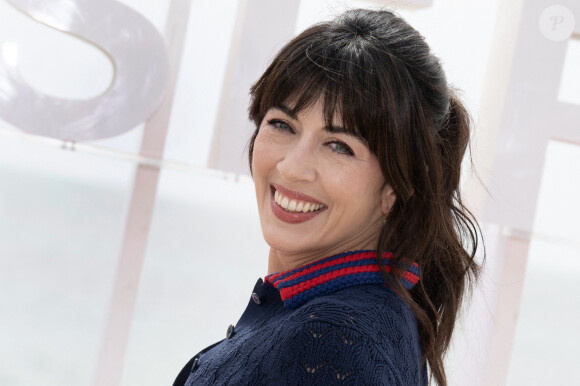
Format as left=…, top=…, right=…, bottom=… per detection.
left=377, top=89, right=482, bottom=385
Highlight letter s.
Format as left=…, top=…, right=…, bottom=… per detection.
left=0, top=0, right=168, bottom=140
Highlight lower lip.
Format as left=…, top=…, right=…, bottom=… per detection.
left=270, top=191, right=326, bottom=224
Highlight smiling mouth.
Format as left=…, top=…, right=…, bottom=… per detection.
left=270, top=183, right=326, bottom=213
left=274, top=189, right=325, bottom=213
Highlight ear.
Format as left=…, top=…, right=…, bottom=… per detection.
left=380, top=184, right=397, bottom=216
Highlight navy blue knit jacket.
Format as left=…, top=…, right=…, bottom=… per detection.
left=174, top=251, right=427, bottom=385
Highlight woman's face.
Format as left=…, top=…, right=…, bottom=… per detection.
left=252, top=99, right=396, bottom=270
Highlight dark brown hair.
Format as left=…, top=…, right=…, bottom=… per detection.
left=248, top=9, right=482, bottom=385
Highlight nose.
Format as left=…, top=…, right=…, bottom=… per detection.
left=276, top=139, right=317, bottom=183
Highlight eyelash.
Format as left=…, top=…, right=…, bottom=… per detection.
left=267, top=119, right=293, bottom=133
left=266, top=118, right=355, bottom=156
left=327, top=141, right=354, bottom=156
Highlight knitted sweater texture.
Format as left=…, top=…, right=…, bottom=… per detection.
left=174, top=251, right=427, bottom=385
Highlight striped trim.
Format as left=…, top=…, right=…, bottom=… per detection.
left=264, top=250, right=420, bottom=309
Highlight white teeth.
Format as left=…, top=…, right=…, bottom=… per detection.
left=281, top=196, right=289, bottom=209
left=273, top=189, right=324, bottom=213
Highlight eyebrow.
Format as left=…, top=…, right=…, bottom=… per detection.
left=273, top=104, right=298, bottom=120
left=272, top=104, right=365, bottom=142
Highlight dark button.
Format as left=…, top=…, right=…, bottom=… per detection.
left=226, top=324, right=235, bottom=339
left=190, top=356, right=199, bottom=373
left=251, top=292, right=261, bottom=304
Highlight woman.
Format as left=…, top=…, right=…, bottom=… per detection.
left=174, top=8, right=481, bottom=386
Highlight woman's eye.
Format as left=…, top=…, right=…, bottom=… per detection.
left=329, top=141, right=354, bottom=156
left=267, top=119, right=293, bottom=133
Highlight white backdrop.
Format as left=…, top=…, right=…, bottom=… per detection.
left=0, top=0, right=578, bottom=385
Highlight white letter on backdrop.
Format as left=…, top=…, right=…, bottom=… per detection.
left=0, top=0, right=168, bottom=140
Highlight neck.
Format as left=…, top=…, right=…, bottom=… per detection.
left=267, top=249, right=316, bottom=275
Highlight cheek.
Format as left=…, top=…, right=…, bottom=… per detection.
left=334, top=165, right=384, bottom=210
left=252, top=132, right=279, bottom=182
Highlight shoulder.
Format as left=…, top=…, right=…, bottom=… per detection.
left=295, top=284, right=422, bottom=352
left=271, top=285, right=425, bottom=385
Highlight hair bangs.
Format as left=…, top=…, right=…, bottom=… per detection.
left=249, top=26, right=384, bottom=147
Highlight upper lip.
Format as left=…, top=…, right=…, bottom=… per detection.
left=271, top=183, right=326, bottom=206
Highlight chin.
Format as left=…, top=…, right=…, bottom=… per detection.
left=266, top=229, right=331, bottom=258
left=262, top=233, right=307, bottom=256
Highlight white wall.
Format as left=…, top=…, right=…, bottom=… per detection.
left=0, top=0, right=578, bottom=385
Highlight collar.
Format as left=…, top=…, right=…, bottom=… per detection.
left=264, top=250, right=420, bottom=309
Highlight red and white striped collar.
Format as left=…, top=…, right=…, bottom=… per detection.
left=264, top=250, right=420, bottom=309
